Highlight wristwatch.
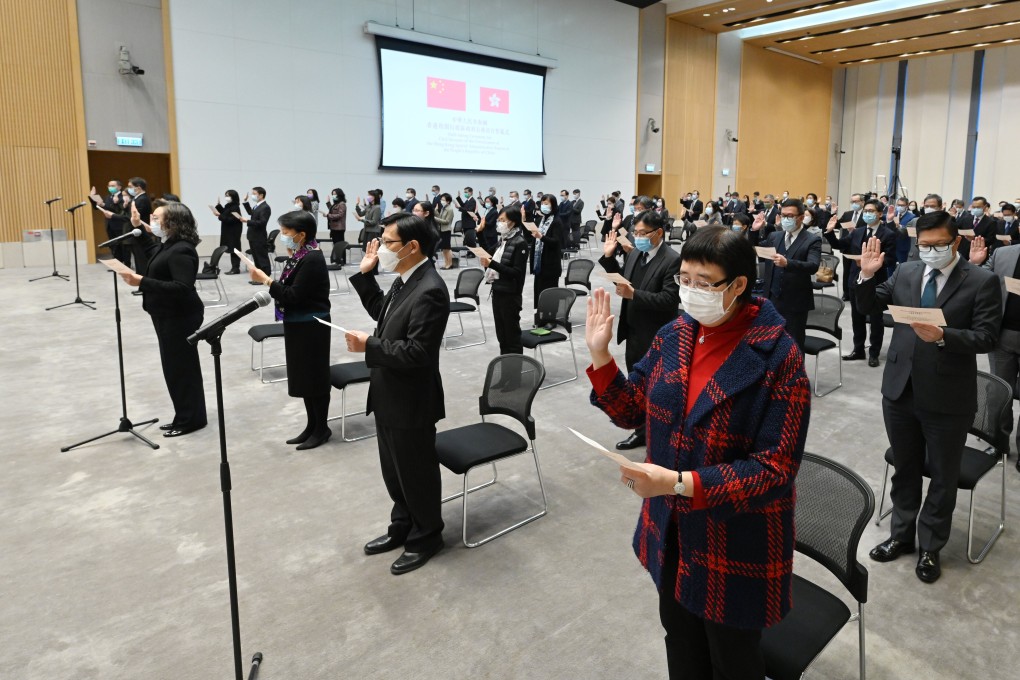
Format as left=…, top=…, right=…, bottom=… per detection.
left=673, top=473, right=686, bottom=496
left=935, top=338, right=946, bottom=348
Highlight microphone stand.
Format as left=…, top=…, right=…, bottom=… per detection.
left=30, top=197, right=70, bottom=282
left=197, top=329, right=264, bottom=680
left=47, top=203, right=96, bottom=311
left=62, top=271, right=159, bottom=452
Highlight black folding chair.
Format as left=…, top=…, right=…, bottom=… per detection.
left=326, top=361, right=375, bottom=442
left=761, top=452, right=875, bottom=680
left=521, top=288, right=579, bottom=389
left=444, top=268, right=487, bottom=350
left=804, top=295, right=844, bottom=396
left=196, top=245, right=229, bottom=307
left=436, top=354, right=547, bottom=547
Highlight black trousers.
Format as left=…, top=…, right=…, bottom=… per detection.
left=883, top=381, right=971, bottom=552
left=219, top=224, right=243, bottom=271
left=777, top=307, right=808, bottom=350
left=842, top=257, right=852, bottom=298
left=129, top=237, right=149, bottom=274
left=462, top=222, right=478, bottom=248
left=151, top=312, right=207, bottom=429
left=105, top=221, right=130, bottom=266
left=491, top=291, right=523, bottom=354
left=376, top=423, right=444, bottom=552
left=247, top=227, right=271, bottom=276
left=659, top=535, right=765, bottom=680
left=849, top=289, right=884, bottom=356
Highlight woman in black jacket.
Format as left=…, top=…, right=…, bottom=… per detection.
left=119, top=199, right=207, bottom=437
left=526, top=194, right=565, bottom=324
left=480, top=207, right=529, bottom=354
left=211, top=189, right=243, bottom=274
left=249, top=211, right=332, bottom=450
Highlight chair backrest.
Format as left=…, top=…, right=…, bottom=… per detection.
left=479, top=354, right=545, bottom=440
left=972, top=371, right=1013, bottom=452
left=669, top=225, right=685, bottom=240
left=267, top=229, right=280, bottom=251
left=453, top=220, right=463, bottom=234
left=820, top=253, right=840, bottom=280
left=536, top=287, right=578, bottom=333
left=584, top=220, right=597, bottom=233
left=805, top=294, right=844, bottom=339
left=331, top=241, right=349, bottom=265
left=564, top=259, right=594, bottom=289
left=453, top=267, right=485, bottom=303
left=794, top=453, right=875, bottom=604
left=208, top=245, right=229, bottom=272
left=820, top=240, right=833, bottom=255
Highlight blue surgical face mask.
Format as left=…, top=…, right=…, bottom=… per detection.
left=540, top=204, right=552, bottom=215
left=731, top=225, right=743, bottom=232
left=780, top=216, right=798, bottom=231
left=128, top=187, right=137, bottom=197
left=850, top=202, right=861, bottom=211
left=278, top=233, right=298, bottom=250
left=862, top=212, right=878, bottom=225
left=634, top=236, right=653, bottom=252
left=895, top=205, right=906, bottom=214
left=805, top=198, right=815, bottom=207
left=970, top=207, right=984, bottom=218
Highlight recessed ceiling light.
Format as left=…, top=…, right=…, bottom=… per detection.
left=703, top=13, right=710, bottom=16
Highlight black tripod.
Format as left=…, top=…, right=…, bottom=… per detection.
left=193, top=331, right=264, bottom=680
left=47, top=202, right=96, bottom=311
left=887, top=146, right=906, bottom=201
left=30, top=197, right=70, bottom=282
left=61, top=271, right=159, bottom=452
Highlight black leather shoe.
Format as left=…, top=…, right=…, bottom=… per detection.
left=390, top=542, right=444, bottom=575
left=364, top=534, right=405, bottom=555
left=249, top=280, right=264, bottom=286
left=869, top=537, right=916, bottom=562
left=163, top=424, right=207, bottom=438
left=286, top=429, right=313, bottom=445
left=868, top=356, right=880, bottom=367
left=295, top=428, right=332, bottom=450
left=616, top=431, right=646, bottom=450
left=224, top=269, right=240, bottom=275
left=843, top=350, right=866, bottom=361
left=159, top=423, right=177, bottom=431
left=916, top=550, right=941, bottom=583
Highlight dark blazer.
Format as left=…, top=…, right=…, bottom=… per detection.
left=350, top=261, right=450, bottom=428
left=215, top=201, right=243, bottom=233
left=857, top=258, right=1001, bottom=415
left=478, top=207, right=499, bottom=253
left=980, top=243, right=1020, bottom=317
left=455, top=196, right=477, bottom=228
left=521, top=198, right=536, bottom=223
left=998, top=218, right=1020, bottom=246
left=533, top=217, right=565, bottom=277
left=138, top=238, right=203, bottom=318
left=838, top=209, right=865, bottom=229
left=488, top=229, right=529, bottom=295
left=133, top=192, right=153, bottom=225
left=956, top=213, right=999, bottom=259
left=267, top=249, right=330, bottom=321
left=754, top=228, right=822, bottom=313
left=824, top=221, right=896, bottom=287
left=598, top=243, right=681, bottom=349
left=571, top=198, right=585, bottom=228
left=688, top=200, right=704, bottom=219
left=590, top=297, right=809, bottom=630
left=243, top=200, right=271, bottom=235
left=404, top=197, right=419, bottom=213
left=557, top=199, right=574, bottom=228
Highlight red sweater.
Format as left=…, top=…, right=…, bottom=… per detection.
left=587, top=303, right=758, bottom=509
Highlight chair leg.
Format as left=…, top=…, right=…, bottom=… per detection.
left=967, top=454, right=1006, bottom=563
left=858, top=603, right=867, bottom=680
left=326, top=384, right=376, bottom=442
left=537, top=336, right=579, bottom=390
left=456, top=446, right=548, bottom=548
left=444, top=311, right=486, bottom=350
left=255, top=338, right=287, bottom=384
left=876, top=462, right=892, bottom=524
left=812, top=347, right=843, bottom=397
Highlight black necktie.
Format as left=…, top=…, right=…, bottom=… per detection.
left=639, top=251, right=648, bottom=266
left=379, top=277, right=404, bottom=325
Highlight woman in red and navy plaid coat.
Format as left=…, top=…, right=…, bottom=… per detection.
left=586, top=226, right=811, bottom=679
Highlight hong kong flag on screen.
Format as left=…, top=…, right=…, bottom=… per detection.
left=426, top=77, right=466, bottom=111
left=480, top=87, right=510, bottom=114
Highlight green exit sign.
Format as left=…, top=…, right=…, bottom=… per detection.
left=115, top=132, right=144, bottom=147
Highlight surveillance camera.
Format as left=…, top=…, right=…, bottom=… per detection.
left=651, top=125, right=660, bottom=133
left=131, top=65, right=145, bottom=75
left=731, top=137, right=739, bottom=143
left=118, top=46, right=144, bottom=76
left=647, top=118, right=660, bottom=134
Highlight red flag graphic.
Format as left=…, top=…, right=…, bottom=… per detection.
left=426, top=77, right=466, bottom=111
left=480, top=87, right=510, bottom=114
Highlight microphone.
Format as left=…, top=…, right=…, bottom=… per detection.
left=66, top=201, right=89, bottom=212
left=44, top=196, right=62, bottom=205
left=187, top=291, right=272, bottom=345
left=98, top=228, right=142, bottom=248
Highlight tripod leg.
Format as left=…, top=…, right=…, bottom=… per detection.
left=248, top=652, right=263, bottom=680
left=128, top=429, right=160, bottom=450
left=61, top=428, right=122, bottom=452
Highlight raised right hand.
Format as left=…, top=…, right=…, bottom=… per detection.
left=360, top=238, right=380, bottom=273
left=585, top=288, right=615, bottom=366
left=826, top=214, right=839, bottom=233
left=752, top=212, right=765, bottom=231
left=859, top=236, right=885, bottom=277
left=602, top=230, right=618, bottom=258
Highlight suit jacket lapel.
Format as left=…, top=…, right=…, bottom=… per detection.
left=906, top=261, right=924, bottom=308
left=937, top=260, right=969, bottom=306
left=379, top=263, right=430, bottom=334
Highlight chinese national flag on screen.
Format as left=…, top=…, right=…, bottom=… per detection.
left=480, top=87, right=510, bottom=114
left=426, top=77, right=466, bottom=111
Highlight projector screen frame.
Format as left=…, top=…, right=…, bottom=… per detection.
left=374, top=35, right=548, bottom=176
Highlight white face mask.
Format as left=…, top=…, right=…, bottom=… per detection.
left=377, top=241, right=409, bottom=272
left=705, top=207, right=714, bottom=215
left=1005, top=216, right=1015, bottom=224
left=149, top=218, right=164, bottom=241
left=496, top=221, right=510, bottom=235
left=919, top=248, right=954, bottom=271
left=803, top=213, right=813, bottom=226
left=294, top=203, right=303, bottom=210
left=679, top=280, right=737, bottom=327
left=405, top=193, right=413, bottom=200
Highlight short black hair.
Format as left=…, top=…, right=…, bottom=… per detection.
left=806, top=193, right=818, bottom=201
left=1002, top=203, right=1016, bottom=214
left=383, top=213, right=436, bottom=254
left=732, top=213, right=751, bottom=228
left=681, top=226, right=757, bottom=302
left=162, top=192, right=180, bottom=202
left=634, top=210, right=665, bottom=233
left=129, top=177, right=147, bottom=190
left=464, top=186, right=473, bottom=193
left=406, top=188, right=416, bottom=195
left=915, top=210, right=957, bottom=239
left=294, top=195, right=312, bottom=211
left=863, top=198, right=882, bottom=211
left=635, top=195, right=655, bottom=210
left=330, top=188, right=346, bottom=203
left=780, top=198, right=804, bottom=215
left=391, top=197, right=406, bottom=210
left=440, top=192, right=453, bottom=204
left=278, top=210, right=317, bottom=241
left=972, top=196, right=988, bottom=207
left=224, top=190, right=239, bottom=205
left=252, top=186, right=266, bottom=198
left=499, top=206, right=524, bottom=230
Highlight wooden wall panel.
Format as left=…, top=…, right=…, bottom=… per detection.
left=737, top=45, right=832, bottom=199
left=662, top=20, right=717, bottom=206
left=0, top=0, right=90, bottom=254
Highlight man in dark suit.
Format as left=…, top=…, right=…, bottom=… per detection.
left=504, top=190, right=521, bottom=213
left=997, top=203, right=1020, bottom=246
left=403, top=188, right=419, bottom=214
left=749, top=199, right=822, bottom=349
left=521, top=189, right=536, bottom=223
left=687, top=192, right=704, bottom=223
left=837, top=193, right=867, bottom=300
left=455, top=187, right=478, bottom=248
left=557, top=189, right=574, bottom=244
left=758, top=194, right=780, bottom=240
left=598, top=210, right=681, bottom=450
left=240, top=186, right=272, bottom=281
left=570, top=189, right=584, bottom=246
left=90, top=180, right=132, bottom=265
left=724, top=192, right=747, bottom=219
left=347, top=213, right=451, bottom=575
left=857, top=211, right=1001, bottom=583
left=956, top=197, right=1001, bottom=261
left=430, top=185, right=442, bottom=210
left=126, top=177, right=154, bottom=274
left=825, top=198, right=896, bottom=366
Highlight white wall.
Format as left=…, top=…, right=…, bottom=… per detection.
left=712, top=31, right=741, bottom=199
left=167, top=0, right=639, bottom=239
left=835, top=47, right=1020, bottom=206
left=636, top=3, right=665, bottom=175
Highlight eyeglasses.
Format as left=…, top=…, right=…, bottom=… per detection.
left=674, top=275, right=730, bottom=291
left=917, top=243, right=953, bottom=253
left=380, top=238, right=404, bottom=247
left=633, top=230, right=657, bottom=237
